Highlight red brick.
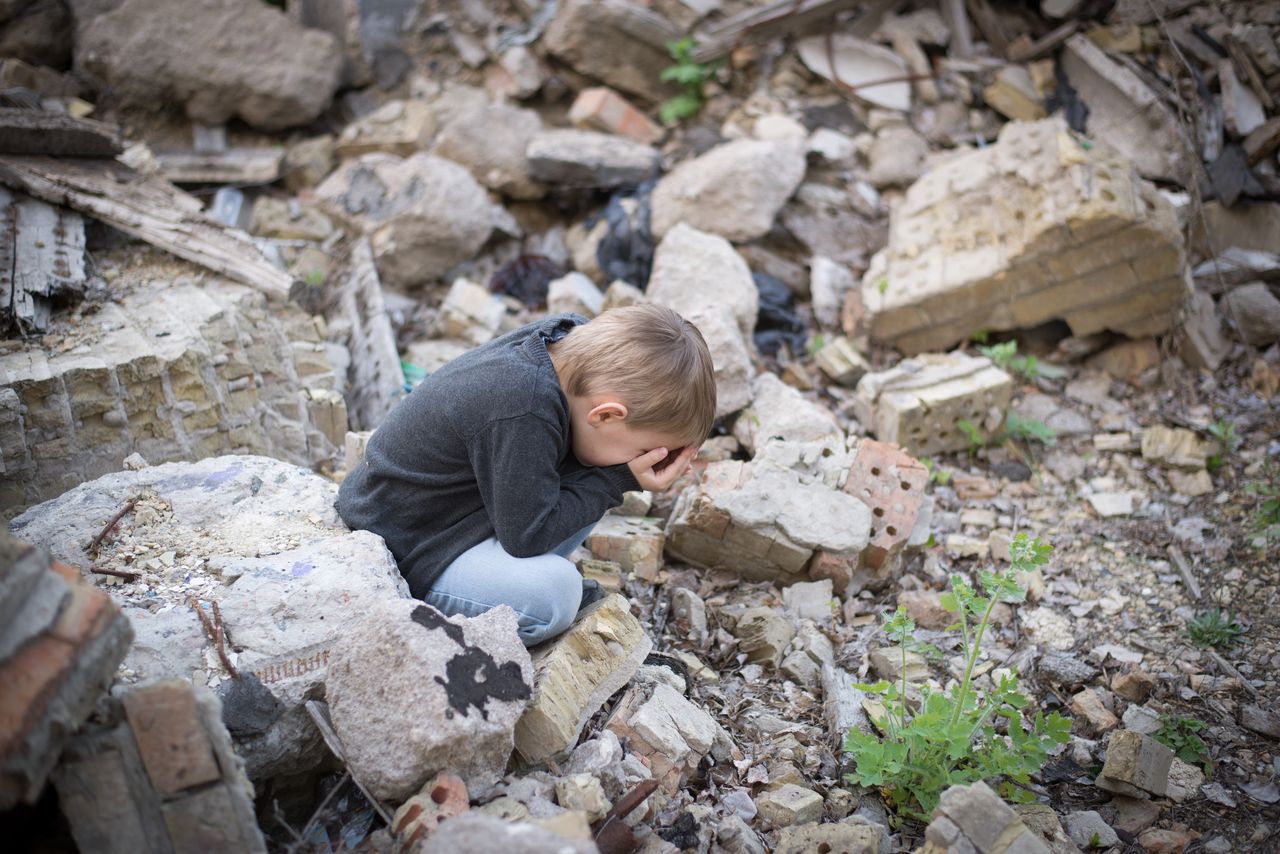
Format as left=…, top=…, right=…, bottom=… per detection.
left=123, top=681, right=222, bottom=796
left=568, top=86, right=662, bottom=145
left=392, top=772, right=469, bottom=846
left=0, top=635, right=75, bottom=758
left=843, top=440, right=927, bottom=571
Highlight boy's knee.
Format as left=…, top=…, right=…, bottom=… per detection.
left=517, top=559, right=582, bottom=646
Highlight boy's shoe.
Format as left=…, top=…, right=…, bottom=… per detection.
left=577, top=577, right=606, bottom=615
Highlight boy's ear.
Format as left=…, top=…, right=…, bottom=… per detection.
left=586, top=400, right=628, bottom=426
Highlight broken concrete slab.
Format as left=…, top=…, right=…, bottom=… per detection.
left=76, top=0, right=342, bottom=131
left=647, top=223, right=758, bottom=340
left=585, top=515, right=664, bottom=581
left=854, top=353, right=1013, bottom=456
left=317, top=152, right=515, bottom=287
left=860, top=119, right=1190, bottom=354
left=526, top=129, right=660, bottom=189
left=607, top=681, right=729, bottom=793
left=733, top=373, right=843, bottom=453
left=651, top=139, right=806, bottom=242
left=921, top=781, right=1049, bottom=854
left=1096, top=729, right=1174, bottom=798
left=328, top=599, right=533, bottom=801
left=514, top=594, right=651, bottom=764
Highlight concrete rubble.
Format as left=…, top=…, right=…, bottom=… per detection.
left=920, top=781, right=1049, bottom=854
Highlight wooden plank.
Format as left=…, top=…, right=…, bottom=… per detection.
left=339, top=237, right=405, bottom=430
left=1006, top=20, right=1079, bottom=62
left=692, top=0, right=865, bottom=63
left=0, top=187, right=87, bottom=333
left=0, top=156, right=293, bottom=301
left=156, top=148, right=284, bottom=185
left=965, top=0, right=1008, bottom=58
left=0, top=109, right=122, bottom=158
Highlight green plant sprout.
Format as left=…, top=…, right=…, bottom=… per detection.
left=1206, top=419, right=1239, bottom=473
left=1186, top=609, right=1246, bottom=650
left=807, top=333, right=826, bottom=355
left=1152, top=714, right=1211, bottom=775
left=978, top=340, right=1067, bottom=380
left=877, top=277, right=889, bottom=295
left=843, top=535, right=1069, bottom=821
left=956, top=419, right=985, bottom=456
left=659, top=38, right=718, bottom=125
left=922, top=457, right=952, bottom=486
left=303, top=269, right=325, bottom=287
left=1002, top=412, right=1058, bottom=447
left=1246, top=468, right=1280, bottom=549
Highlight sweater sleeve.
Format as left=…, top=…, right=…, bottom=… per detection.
left=467, top=413, right=633, bottom=557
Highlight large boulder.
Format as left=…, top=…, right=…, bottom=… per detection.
left=434, top=101, right=546, bottom=200
left=9, top=455, right=412, bottom=781
left=327, top=599, right=533, bottom=801
left=651, top=139, right=806, bottom=241
left=75, top=0, right=342, bottom=131
left=543, top=0, right=679, bottom=104
left=646, top=223, right=758, bottom=340
left=317, top=153, right=516, bottom=287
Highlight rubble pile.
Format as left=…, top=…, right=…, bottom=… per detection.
left=2, top=0, right=1279, bottom=851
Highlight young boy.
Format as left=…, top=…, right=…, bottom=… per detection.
left=337, top=304, right=717, bottom=646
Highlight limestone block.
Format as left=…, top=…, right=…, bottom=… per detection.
left=665, top=457, right=872, bottom=583
left=731, top=607, right=797, bottom=668
left=775, top=821, right=884, bottom=854
left=868, top=647, right=928, bottom=682
left=647, top=223, right=758, bottom=341
left=546, top=272, right=604, bottom=318
left=1140, top=425, right=1210, bottom=470
left=854, top=353, right=1012, bottom=455
left=861, top=118, right=1188, bottom=353
left=815, top=336, right=870, bottom=387
left=585, top=515, right=665, bottom=581
left=685, top=307, right=754, bottom=418
left=515, top=594, right=651, bottom=763
left=1096, top=730, right=1173, bottom=798
left=755, top=784, right=823, bottom=828
left=922, top=781, right=1049, bottom=854
left=733, top=373, right=843, bottom=453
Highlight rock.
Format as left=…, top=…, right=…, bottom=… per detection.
left=554, top=774, right=609, bottom=823
left=76, top=0, right=341, bottom=131
left=685, top=308, right=755, bottom=418
left=1109, top=795, right=1161, bottom=834
left=433, top=101, right=545, bottom=199
left=317, top=153, right=514, bottom=287
left=542, top=0, right=678, bottom=103
left=815, top=336, right=870, bottom=387
left=11, top=456, right=411, bottom=782
left=807, top=127, right=858, bottom=165
left=496, top=45, right=545, bottom=98
left=436, top=279, right=506, bottom=346
left=564, top=730, right=625, bottom=799
left=897, top=589, right=952, bottom=630
left=1065, top=811, right=1118, bottom=849
left=861, top=119, right=1190, bottom=354
left=1071, top=688, right=1119, bottom=734
left=419, top=814, right=597, bottom=853
left=1013, top=804, right=1077, bottom=854
left=665, top=455, right=872, bottom=583
left=866, top=124, right=929, bottom=189
left=869, top=646, right=928, bottom=682
left=734, top=373, right=843, bottom=452
left=406, top=339, right=471, bottom=376
left=283, top=135, right=335, bottom=192
left=1038, top=653, right=1098, bottom=688
left=1219, top=59, right=1265, bottom=138
left=731, top=607, right=797, bottom=668
left=585, top=515, right=664, bottom=581
left=810, top=257, right=857, bottom=330
left=669, top=587, right=707, bottom=640
left=1178, top=290, right=1232, bottom=370
left=607, top=682, right=729, bottom=792
left=782, top=580, right=834, bottom=624
left=325, top=599, right=532, bottom=801
left=568, top=86, right=662, bottom=145
left=527, top=129, right=660, bottom=189
left=250, top=197, right=333, bottom=242
left=514, top=594, right=651, bottom=763
left=1136, top=828, right=1194, bottom=854
left=1222, top=282, right=1280, bottom=347
left=336, top=99, right=436, bottom=158
left=1087, top=492, right=1136, bottom=518
left=1112, top=668, right=1156, bottom=702
left=651, top=139, right=806, bottom=241
left=779, top=182, right=886, bottom=266
left=546, top=273, right=605, bottom=318
left=923, top=781, right=1049, bottom=854
left=1241, top=704, right=1280, bottom=739
left=0, top=0, right=71, bottom=68
left=1141, top=425, right=1211, bottom=470
left=0, top=535, right=133, bottom=808
left=392, top=772, right=469, bottom=847
left=1121, top=704, right=1161, bottom=735
left=984, top=65, right=1047, bottom=121
left=1164, top=757, right=1204, bottom=803
left=717, top=813, right=766, bottom=854
left=603, top=280, right=647, bottom=311
left=755, top=784, right=823, bottom=828
left=647, top=224, right=758, bottom=340
left=854, top=353, right=1013, bottom=455
left=1061, top=34, right=1189, bottom=183
left=1096, top=730, right=1174, bottom=798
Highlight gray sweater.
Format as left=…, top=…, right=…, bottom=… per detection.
left=337, top=314, right=639, bottom=598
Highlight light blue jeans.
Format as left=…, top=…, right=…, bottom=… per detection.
left=425, top=522, right=596, bottom=647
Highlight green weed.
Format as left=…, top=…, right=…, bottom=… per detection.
left=1206, top=419, right=1239, bottom=473
left=1153, top=714, right=1211, bottom=774
left=922, top=457, right=952, bottom=486
left=1186, top=610, right=1245, bottom=650
left=1002, top=412, right=1057, bottom=447
left=1246, top=469, right=1280, bottom=549
left=659, top=38, right=718, bottom=125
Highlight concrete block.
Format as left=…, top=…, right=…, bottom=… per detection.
left=775, top=821, right=884, bottom=854
left=853, top=353, right=1013, bottom=455
left=814, top=336, right=870, bottom=387
left=515, top=594, right=651, bottom=763
left=923, top=781, right=1048, bottom=853
left=585, top=515, right=665, bottom=581
left=1096, top=730, right=1173, bottom=798
left=755, top=784, right=823, bottom=828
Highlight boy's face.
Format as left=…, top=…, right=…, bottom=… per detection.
left=568, top=398, right=689, bottom=469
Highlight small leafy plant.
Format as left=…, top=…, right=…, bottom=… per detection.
left=1153, top=714, right=1211, bottom=774
left=922, top=457, right=952, bottom=486
left=843, top=535, right=1070, bottom=821
left=1206, top=419, right=1239, bottom=473
left=1186, top=609, right=1246, bottom=650
left=978, top=341, right=1066, bottom=381
left=659, top=38, right=717, bottom=125
left=956, top=419, right=985, bottom=456
left=1247, top=470, right=1280, bottom=549
left=1003, top=412, right=1058, bottom=447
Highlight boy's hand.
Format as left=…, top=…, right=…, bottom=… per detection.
left=628, top=445, right=698, bottom=492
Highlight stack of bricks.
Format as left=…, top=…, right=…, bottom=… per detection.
left=0, top=531, right=133, bottom=808
left=0, top=264, right=346, bottom=511
left=859, top=118, right=1191, bottom=354
left=52, top=679, right=267, bottom=853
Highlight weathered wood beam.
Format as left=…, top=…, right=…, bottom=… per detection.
left=0, top=109, right=122, bottom=158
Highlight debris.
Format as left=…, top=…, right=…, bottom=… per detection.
left=1222, top=282, right=1280, bottom=347
left=731, top=606, right=797, bottom=668
left=796, top=34, right=911, bottom=111
left=1177, top=290, right=1232, bottom=371
left=555, top=774, right=610, bottom=823
left=983, top=65, right=1047, bottom=121
left=490, top=253, right=562, bottom=309
left=1070, top=688, right=1119, bottom=734
left=860, top=119, right=1190, bottom=353
left=514, top=594, right=652, bottom=763
left=685, top=307, right=755, bottom=418
left=1218, top=60, right=1266, bottom=138
left=1241, top=704, right=1280, bottom=739
left=651, top=139, right=806, bottom=242
left=866, top=123, right=929, bottom=189
left=1085, top=337, right=1161, bottom=383
left=393, top=772, right=470, bottom=847
left=752, top=270, right=808, bottom=358
left=694, top=0, right=865, bottom=63
left=156, top=147, right=284, bottom=185
left=1064, top=811, right=1118, bottom=850
left=542, top=0, right=681, bottom=104
left=419, top=813, right=597, bottom=853
left=754, top=784, right=823, bottom=828
left=1096, top=730, right=1174, bottom=798
left=733, top=373, right=843, bottom=452
left=338, top=238, right=406, bottom=430
left=336, top=99, right=437, bottom=158
left=1112, top=668, right=1157, bottom=703
left=496, top=45, right=546, bottom=99
left=810, top=256, right=857, bottom=330
left=853, top=353, right=1013, bottom=455
left=0, top=156, right=294, bottom=300
left=586, top=515, right=665, bottom=581
left=0, top=188, right=86, bottom=334
left=815, top=336, right=871, bottom=387
left=921, top=781, right=1049, bottom=854
left=647, top=223, right=758, bottom=340
left=0, top=109, right=122, bottom=157
left=434, top=101, right=545, bottom=199
left=526, top=129, right=661, bottom=189
left=547, top=272, right=605, bottom=318
left=607, top=681, right=728, bottom=793
left=782, top=579, right=834, bottom=624
left=282, top=134, right=336, bottom=192
left=1141, top=425, right=1211, bottom=469
left=568, top=86, right=663, bottom=145
left=845, top=438, right=930, bottom=578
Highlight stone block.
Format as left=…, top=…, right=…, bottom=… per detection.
left=685, top=307, right=754, bottom=418
left=731, top=607, right=797, bottom=668
left=755, top=784, right=823, bottom=828
left=546, top=272, right=604, bottom=318
left=815, top=336, right=870, bottom=387
left=526, top=129, right=660, bottom=189
left=782, top=579, right=834, bottom=624
left=868, top=646, right=928, bottom=682
left=437, top=278, right=506, bottom=345
left=585, top=515, right=665, bottom=581
left=774, top=821, right=884, bottom=854
left=1070, top=688, right=1119, bottom=734
left=854, top=353, right=1012, bottom=455
left=335, top=99, right=435, bottom=158
left=607, top=682, right=728, bottom=793
left=568, top=86, right=662, bottom=145
left=733, top=373, right=843, bottom=453
left=1097, top=730, right=1173, bottom=798
left=923, top=781, right=1049, bottom=854
left=1140, top=425, right=1210, bottom=470
left=515, top=594, right=651, bottom=763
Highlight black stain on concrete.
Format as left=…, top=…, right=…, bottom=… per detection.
left=410, top=603, right=465, bottom=646
left=410, top=603, right=531, bottom=720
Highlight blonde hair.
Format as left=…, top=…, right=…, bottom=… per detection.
left=552, top=304, right=717, bottom=443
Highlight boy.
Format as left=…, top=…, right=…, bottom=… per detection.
left=337, top=304, right=717, bottom=646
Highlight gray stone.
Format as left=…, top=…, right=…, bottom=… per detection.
left=782, top=579, right=834, bottom=624
left=1037, top=652, right=1097, bottom=687
left=774, top=821, right=883, bottom=854
left=810, top=256, right=857, bottom=330
left=420, top=813, right=597, bottom=853
left=434, top=101, right=545, bottom=200
left=1097, top=730, right=1173, bottom=798
left=1065, top=811, right=1118, bottom=849
left=651, top=139, right=806, bottom=241
left=732, top=607, right=797, bottom=668
left=669, top=587, right=707, bottom=640
left=866, top=124, right=928, bottom=188
left=75, top=0, right=341, bottom=130
left=546, top=273, right=604, bottom=318
left=734, top=373, right=842, bottom=452
left=647, top=224, right=758, bottom=340
left=755, top=783, right=823, bottom=828
left=316, top=153, right=515, bottom=287
left=564, top=729, right=626, bottom=799
left=527, top=129, right=660, bottom=189
left=925, top=781, right=1049, bottom=853
left=684, top=307, right=754, bottom=418
left=328, top=599, right=533, bottom=801
left=542, top=0, right=678, bottom=104
left=1223, top=282, right=1280, bottom=347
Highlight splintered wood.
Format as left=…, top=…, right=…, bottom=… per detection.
left=0, top=187, right=87, bottom=333
left=0, top=155, right=293, bottom=300
left=340, top=237, right=405, bottom=430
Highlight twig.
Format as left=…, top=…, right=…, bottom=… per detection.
left=297, top=771, right=351, bottom=844
left=187, top=594, right=240, bottom=679
left=88, top=497, right=138, bottom=557
left=90, top=566, right=140, bottom=581
left=1206, top=649, right=1258, bottom=698
left=1167, top=544, right=1202, bottom=600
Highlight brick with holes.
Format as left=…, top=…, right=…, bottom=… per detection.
left=392, top=771, right=469, bottom=846
left=841, top=439, right=929, bottom=585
